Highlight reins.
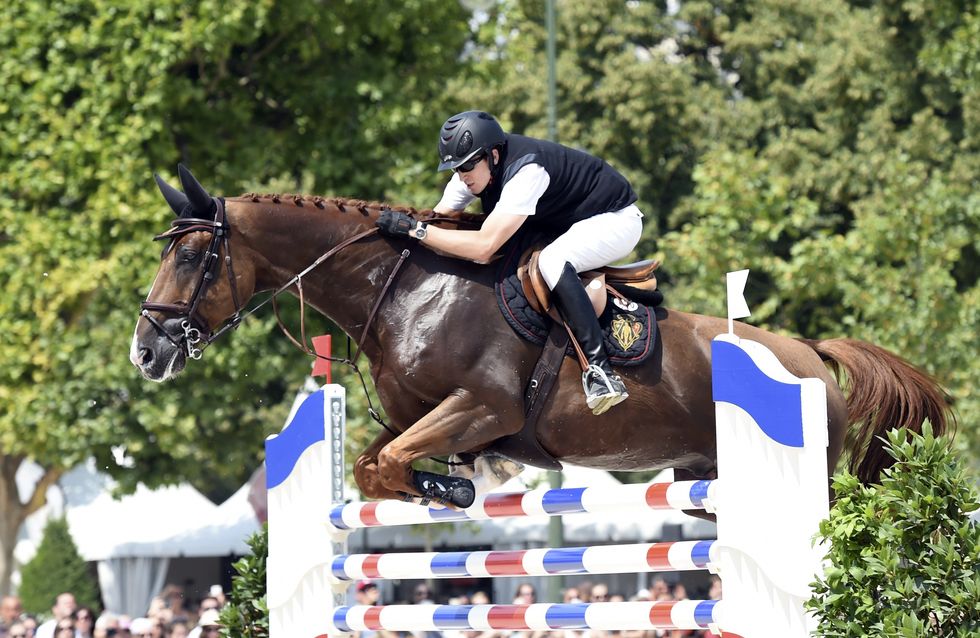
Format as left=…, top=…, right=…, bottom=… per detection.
left=140, top=201, right=420, bottom=443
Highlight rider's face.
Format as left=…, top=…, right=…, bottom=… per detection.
left=456, top=149, right=497, bottom=195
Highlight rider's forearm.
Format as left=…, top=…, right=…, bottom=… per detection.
left=418, top=225, right=498, bottom=263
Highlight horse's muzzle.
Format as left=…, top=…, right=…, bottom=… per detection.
left=131, top=316, right=189, bottom=381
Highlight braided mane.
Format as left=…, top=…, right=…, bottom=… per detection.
left=232, top=193, right=486, bottom=227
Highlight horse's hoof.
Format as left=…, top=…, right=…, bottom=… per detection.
left=412, top=470, right=476, bottom=509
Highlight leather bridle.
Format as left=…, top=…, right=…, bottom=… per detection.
left=139, top=198, right=407, bottom=367
left=140, top=197, right=240, bottom=360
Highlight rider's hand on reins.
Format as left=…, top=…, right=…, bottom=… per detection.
left=375, top=209, right=417, bottom=238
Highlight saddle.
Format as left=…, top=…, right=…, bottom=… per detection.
left=516, top=247, right=661, bottom=318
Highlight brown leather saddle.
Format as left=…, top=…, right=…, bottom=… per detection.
left=517, top=247, right=660, bottom=318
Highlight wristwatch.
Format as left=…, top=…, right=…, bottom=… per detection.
left=414, top=222, right=428, bottom=240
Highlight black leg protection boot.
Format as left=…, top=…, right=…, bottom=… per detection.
left=551, top=262, right=628, bottom=415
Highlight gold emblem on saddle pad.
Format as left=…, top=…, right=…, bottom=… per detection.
left=611, top=315, right=644, bottom=350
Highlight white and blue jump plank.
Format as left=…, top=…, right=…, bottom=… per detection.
left=332, top=540, right=716, bottom=580
left=329, top=480, right=715, bottom=530
left=329, top=600, right=727, bottom=633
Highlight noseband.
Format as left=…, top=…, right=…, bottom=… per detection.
left=140, top=197, right=242, bottom=359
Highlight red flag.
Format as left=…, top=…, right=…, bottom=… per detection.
left=311, top=334, right=332, bottom=382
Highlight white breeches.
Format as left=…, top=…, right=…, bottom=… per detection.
left=538, top=204, right=644, bottom=289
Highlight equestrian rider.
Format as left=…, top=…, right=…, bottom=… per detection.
left=375, top=111, right=643, bottom=415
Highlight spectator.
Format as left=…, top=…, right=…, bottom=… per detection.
left=207, top=587, right=225, bottom=609
left=355, top=581, right=379, bottom=607
left=470, top=591, right=490, bottom=606
left=561, top=587, right=580, bottom=604
left=74, top=608, right=95, bottom=638
left=514, top=583, right=535, bottom=605
left=650, top=578, right=669, bottom=601
left=5, top=622, right=28, bottom=638
left=2, top=596, right=24, bottom=634
left=412, top=585, right=433, bottom=605
left=194, top=611, right=219, bottom=638
left=609, top=593, right=625, bottom=603
left=632, top=588, right=651, bottom=602
left=167, top=621, right=189, bottom=638
left=574, top=581, right=593, bottom=603
left=128, top=618, right=154, bottom=638
left=590, top=583, right=609, bottom=602
left=20, top=616, right=38, bottom=637
left=92, top=613, right=119, bottom=638
left=35, top=593, right=77, bottom=638
left=159, top=586, right=186, bottom=620
left=707, top=576, right=721, bottom=601
left=53, top=619, right=73, bottom=638
left=671, top=584, right=687, bottom=602
left=186, top=597, right=220, bottom=638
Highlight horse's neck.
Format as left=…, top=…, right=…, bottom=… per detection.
left=234, top=200, right=399, bottom=352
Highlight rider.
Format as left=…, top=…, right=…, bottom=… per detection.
left=375, top=110, right=643, bottom=415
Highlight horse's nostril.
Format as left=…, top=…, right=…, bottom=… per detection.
left=139, top=347, right=154, bottom=366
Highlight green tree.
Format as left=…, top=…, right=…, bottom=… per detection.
left=0, top=0, right=471, bottom=593
left=220, top=525, right=268, bottom=638
left=807, top=426, right=980, bottom=636
left=18, top=517, right=100, bottom=617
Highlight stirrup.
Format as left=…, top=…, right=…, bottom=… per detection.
left=582, top=364, right=628, bottom=415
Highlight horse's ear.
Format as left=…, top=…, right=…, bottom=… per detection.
left=177, top=163, right=215, bottom=217
left=154, top=173, right=192, bottom=217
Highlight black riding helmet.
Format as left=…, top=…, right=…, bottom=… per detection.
left=437, top=111, right=507, bottom=171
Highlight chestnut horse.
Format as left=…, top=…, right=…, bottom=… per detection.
left=131, top=166, right=952, bottom=507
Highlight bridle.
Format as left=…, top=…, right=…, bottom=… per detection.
left=140, top=197, right=240, bottom=360
left=139, top=197, right=407, bottom=368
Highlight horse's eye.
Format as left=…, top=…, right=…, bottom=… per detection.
left=181, top=249, right=198, bottom=262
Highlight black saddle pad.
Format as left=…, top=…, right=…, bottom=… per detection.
left=493, top=238, right=660, bottom=367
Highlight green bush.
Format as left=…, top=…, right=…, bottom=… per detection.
left=18, top=517, right=100, bottom=617
left=807, top=426, right=980, bottom=636
left=220, top=524, right=268, bottom=638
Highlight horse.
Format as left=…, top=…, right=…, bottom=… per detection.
left=131, top=165, right=953, bottom=509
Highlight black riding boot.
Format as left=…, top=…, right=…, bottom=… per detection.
left=551, top=262, right=628, bottom=415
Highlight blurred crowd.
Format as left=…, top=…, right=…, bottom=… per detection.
left=353, top=575, right=724, bottom=638
left=1, top=575, right=722, bottom=638
left=0, top=585, right=224, bottom=638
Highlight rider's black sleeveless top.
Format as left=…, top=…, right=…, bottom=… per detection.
left=478, top=134, right=637, bottom=233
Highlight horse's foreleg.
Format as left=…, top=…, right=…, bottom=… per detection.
left=353, top=428, right=401, bottom=501
left=376, top=390, right=520, bottom=500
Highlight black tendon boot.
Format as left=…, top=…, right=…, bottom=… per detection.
left=551, top=262, right=628, bottom=415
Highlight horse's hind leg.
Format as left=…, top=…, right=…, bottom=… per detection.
left=377, top=390, right=522, bottom=504
left=353, top=428, right=401, bottom=501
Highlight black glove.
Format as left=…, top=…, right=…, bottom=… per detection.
left=375, top=209, right=417, bottom=238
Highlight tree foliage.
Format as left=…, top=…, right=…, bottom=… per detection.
left=18, top=517, right=100, bottom=617
left=0, top=0, right=471, bottom=592
left=807, top=426, right=980, bottom=636
left=219, top=525, right=268, bottom=638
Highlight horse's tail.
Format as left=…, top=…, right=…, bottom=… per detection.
left=800, top=338, right=955, bottom=484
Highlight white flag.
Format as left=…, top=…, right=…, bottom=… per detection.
left=726, top=269, right=751, bottom=321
